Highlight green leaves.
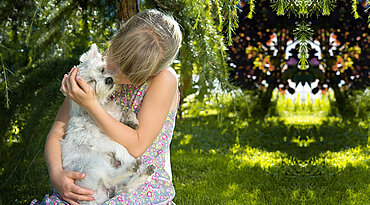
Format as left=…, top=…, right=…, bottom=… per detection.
left=247, top=0, right=255, bottom=19
left=293, top=21, right=314, bottom=70
left=351, top=0, right=359, bottom=19
left=268, top=0, right=354, bottom=69
left=0, top=44, right=12, bottom=109
left=145, top=0, right=239, bottom=106
left=321, top=0, right=333, bottom=16
left=223, top=0, right=240, bottom=46
left=0, top=0, right=118, bottom=109
left=276, top=0, right=287, bottom=16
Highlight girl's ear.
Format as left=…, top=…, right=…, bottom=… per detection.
left=80, top=44, right=99, bottom=63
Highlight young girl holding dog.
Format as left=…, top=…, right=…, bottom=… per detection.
left=31, top=9, right=182, bottom=205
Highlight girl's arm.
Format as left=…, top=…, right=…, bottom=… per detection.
left=45, top=97, right=95, bottom=204
left=62, top=67, right=177, bottom=158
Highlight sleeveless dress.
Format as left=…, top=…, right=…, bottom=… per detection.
left=31, top=81, right=177, bottom=205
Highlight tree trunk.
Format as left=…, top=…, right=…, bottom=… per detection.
left=116, top=0, right=138, bottom=22
left=260, top=85, right=274, bottom=116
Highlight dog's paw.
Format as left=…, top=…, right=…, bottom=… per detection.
left=131, top=159, right=142, bottom=172
left=126, top=120, right=139, bottom=130
left=145, top=164, right=156, bottom=175
left=125, top=111, right=139, bottom=130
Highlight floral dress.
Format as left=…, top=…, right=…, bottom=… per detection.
left=31, top=81, right=177, bottom=205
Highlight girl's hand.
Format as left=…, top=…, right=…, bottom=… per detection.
left=51, top=169, right=95, bottom=204
left=61, top=67, right=98, bottom=111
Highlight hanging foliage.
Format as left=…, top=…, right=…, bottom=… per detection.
left=228, top=0, right=369, bottom=117
left=142, top=0, right=240, bottom=117
left=0, top=44, right=12, bottom=109
left=250, top=0, right=368, bottom=70
left=293, top=21, right=314, bottom=70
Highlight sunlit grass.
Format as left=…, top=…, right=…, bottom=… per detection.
left=317, top=146, right=370, bottom=170
left=171, top=91, right=369, bottom=204
left=272, top=89, right=334, bottom=118
left=230, top=143, right=290, bottom=170
left=172, top=113, right=369, bottom=204
left=1, top=88, right=368, bottom=204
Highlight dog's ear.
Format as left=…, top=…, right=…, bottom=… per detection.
left=80, top=43, right=99, bottom=63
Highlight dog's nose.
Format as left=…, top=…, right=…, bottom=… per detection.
left=105, top=77, right=114, bottom=85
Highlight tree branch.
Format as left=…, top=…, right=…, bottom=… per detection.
left=153, top=0, right=170, bottom=10
left=307, top=0, right=317, bottom=11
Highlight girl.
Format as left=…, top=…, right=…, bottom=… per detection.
left=31, top=9, right=182, bottom=205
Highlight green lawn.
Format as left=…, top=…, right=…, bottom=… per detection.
left=171, top=115, right=369, bottom=205
left=1, top=97, right=369, bottom=205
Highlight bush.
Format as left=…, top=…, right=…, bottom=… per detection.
left=0, top=56, right=78, bottom=204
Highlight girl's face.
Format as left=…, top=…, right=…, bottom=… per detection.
left=105, top=55, right=131, bottom=85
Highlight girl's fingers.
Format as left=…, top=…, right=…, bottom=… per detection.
left=64, top=171, right=94, bottom=196
left=65, top=69, right=74, bottom=94
left=61, top=74, right=68, bottom=94
left=76, top=75, right=90, bottom=93
left=65, top=170, right=85, bottom=179
left=71, top=185, right=94, bottom=196
left=69, top=190, right=95, bottom=201
left=68, top=67, right=80, bottom=92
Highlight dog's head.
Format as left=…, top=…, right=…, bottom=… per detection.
left=77, top=44, right=115, bottom=103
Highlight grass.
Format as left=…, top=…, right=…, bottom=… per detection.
left=171, top=115, right=369, bottom=204
left=0, top=90, right=369, bottom=204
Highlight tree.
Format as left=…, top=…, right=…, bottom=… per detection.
left=0, top=1, right=119, bottom=200
left=0, top=1, right=240, bottom=201
left=228, top=0, right=369, bottom=117
left=142, top=0, right=240, bottom=118
left=117, top=0, right=139, bottom=21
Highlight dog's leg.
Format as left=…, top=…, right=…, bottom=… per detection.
left=122, top=111, right=139, bottom=130
left=115, top=164, right=156, bottom=194
left=105, top=158, right=142, bottom=191
left=91, top=187, right=110, bottom=205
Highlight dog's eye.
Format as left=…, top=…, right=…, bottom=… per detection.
left=101, top=68, right=105, bottom=73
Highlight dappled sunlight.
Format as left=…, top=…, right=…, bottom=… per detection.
left=1, top=0, right=369, bottom=203
left=179, top=134, right=193, bottom=146
left=289, top=188, right=317, bottom=203
left=176, top=90, right=369, bottom=168
left=230, top=143, right=290, bottom=170
left=180, top=90, right=254, bottom=119
left=283, top=116, right=325, bottom=125
left=221, top=183, right=239, bottom=198
left=291, top=135, right=316, bottom=147
left=316, top=146, right=370, bottom=170
left=272, top=87, right=334, bottom=118
left=228, top=142, right=369, bottom=179
left=271, top=87, right=336, bottom=127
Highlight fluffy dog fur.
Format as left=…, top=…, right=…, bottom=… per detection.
left=61, top=44, right=154, bottom=205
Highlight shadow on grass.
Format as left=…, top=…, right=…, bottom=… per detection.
left=171, top=114, right=369, bottom=204
left=173, top=115, right=368, bottom=161
left=171, top=150, right=370, bottom=205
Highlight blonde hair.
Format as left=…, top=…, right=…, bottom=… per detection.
left=108, top=9, right=182, bottom=85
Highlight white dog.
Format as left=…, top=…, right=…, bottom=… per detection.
left=61, top=44, right=154, bottom=204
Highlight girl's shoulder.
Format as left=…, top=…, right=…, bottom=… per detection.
left=148, top=66, right=178, bottom=90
